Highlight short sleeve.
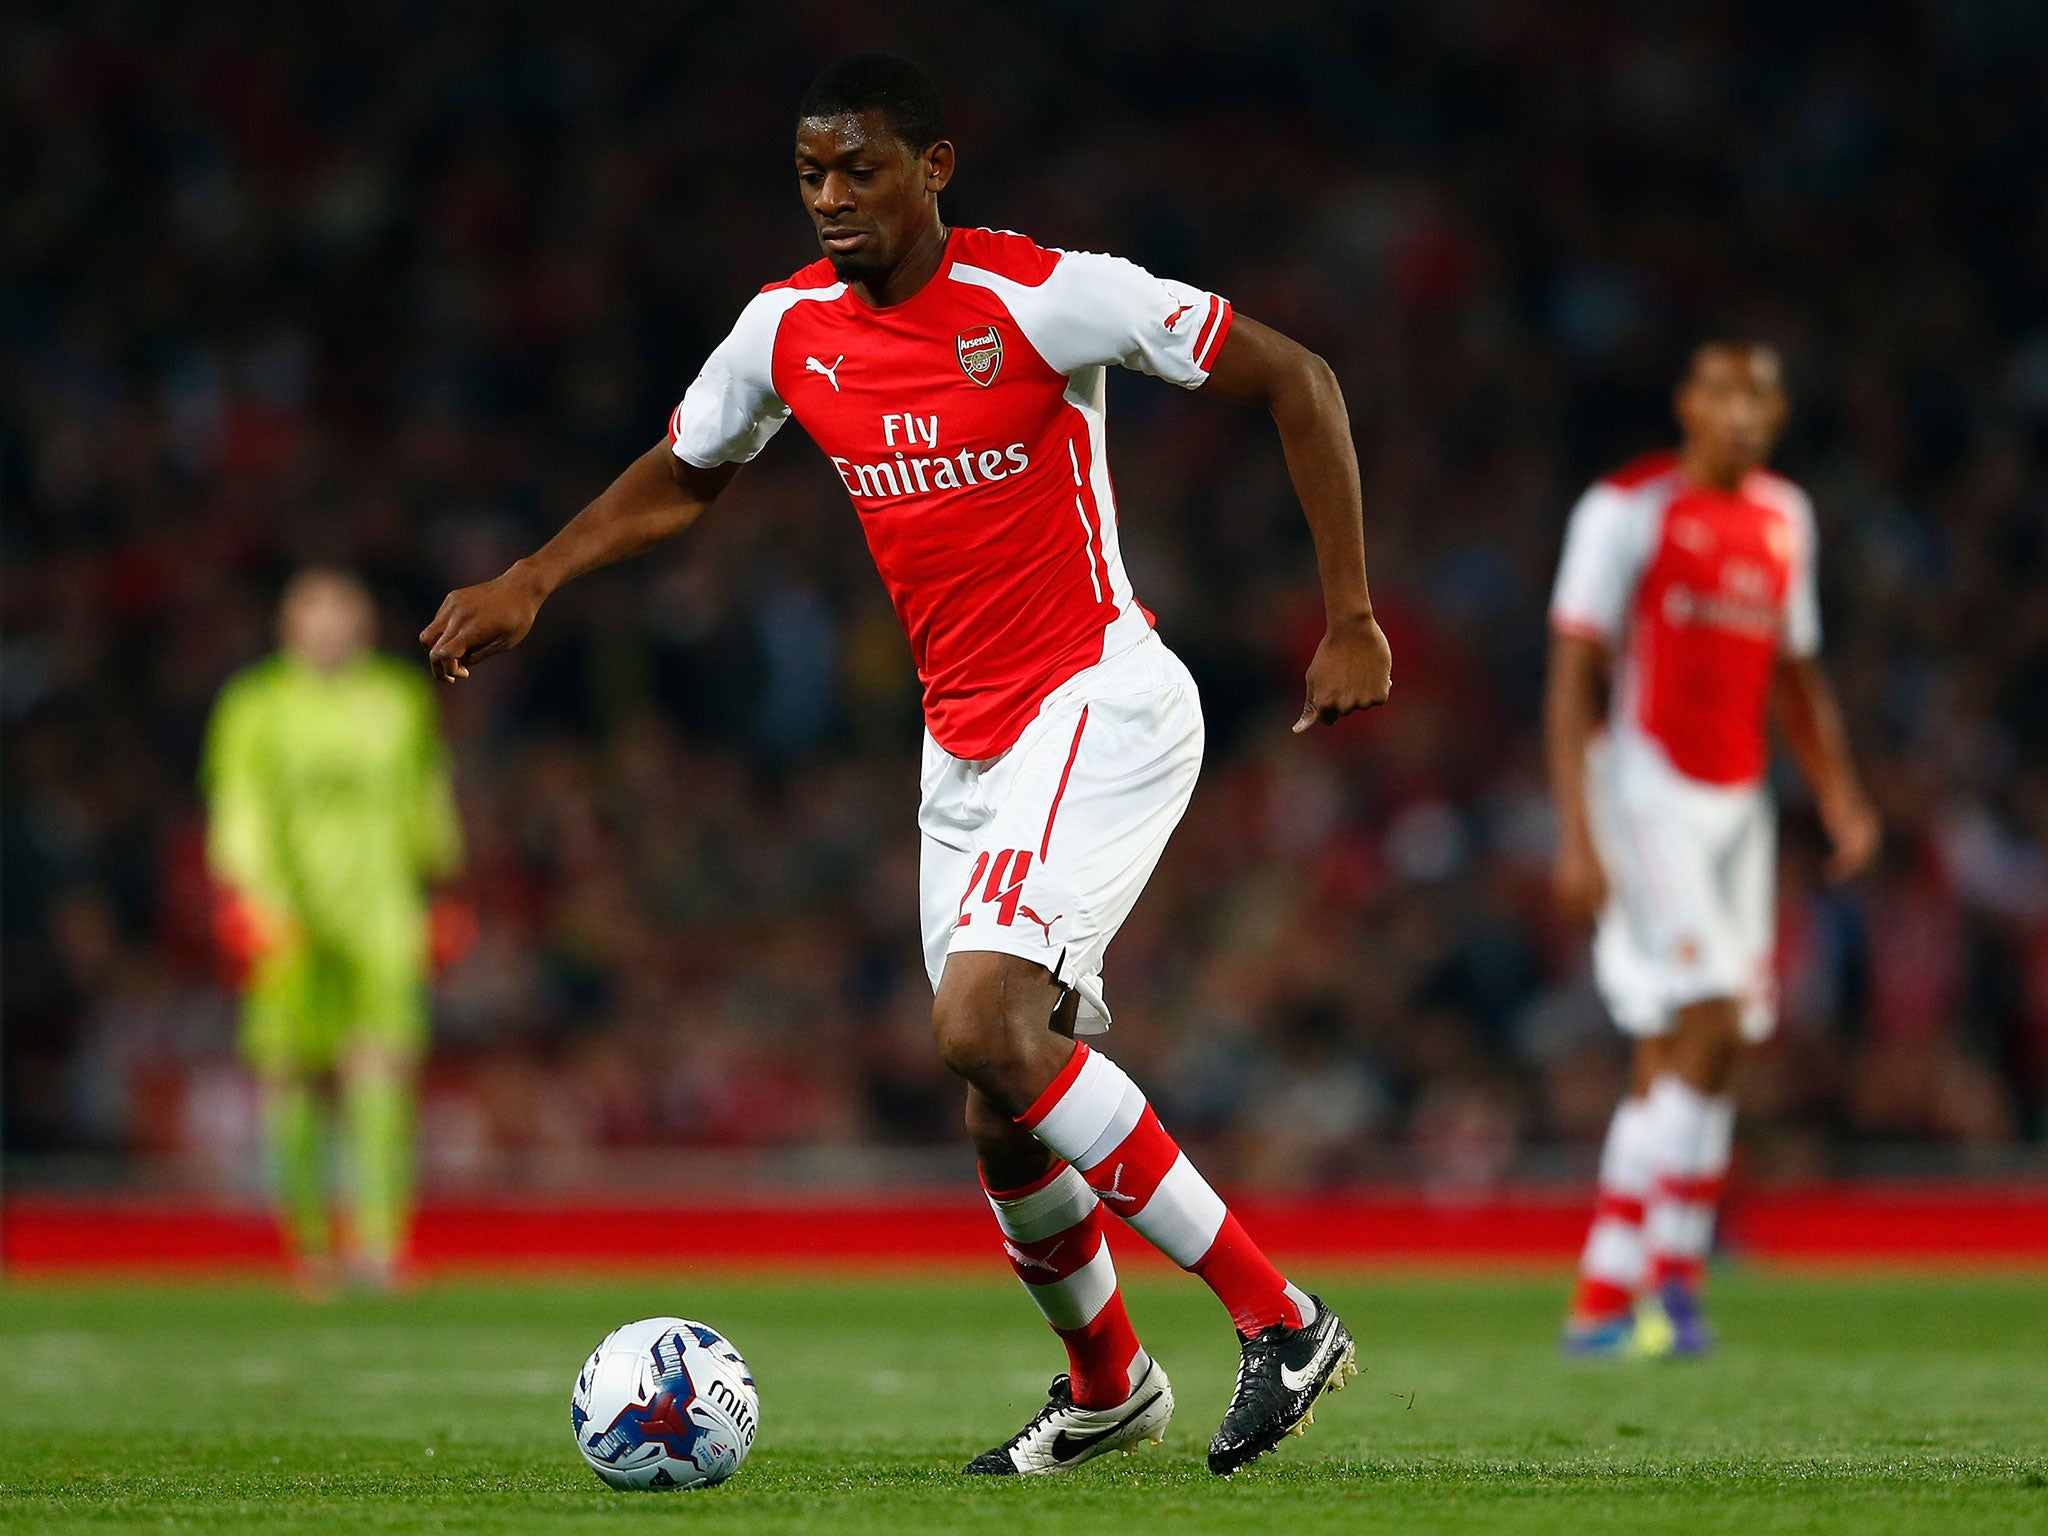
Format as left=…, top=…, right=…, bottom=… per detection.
left=965, top=250, right=1234, bottom=387
left=1549, top=483, right=1652, bottom=644
left=1781, top=490, right=1822, bottom=658
left=668, top=290, right=798, bottom=468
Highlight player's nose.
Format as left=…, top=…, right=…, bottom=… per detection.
left=812, top=172, right=858, bottom=212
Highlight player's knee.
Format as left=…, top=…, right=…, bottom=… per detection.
left=930, top=983, right=1013, bottom=1085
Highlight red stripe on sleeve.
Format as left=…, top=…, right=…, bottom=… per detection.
left=1195, top=301, right=1234, bottom=371
left=1190, top=296, right=1223, bottom=366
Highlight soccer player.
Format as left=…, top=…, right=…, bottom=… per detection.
left=421, top=54, right=1390, bottom=1473
left=204, top=569, right=464, bottom=1294
left=1547, top=344, right=1879, bottom=1357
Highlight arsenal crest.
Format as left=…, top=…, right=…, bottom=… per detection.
left=956, top=325, right=1004, bottom=387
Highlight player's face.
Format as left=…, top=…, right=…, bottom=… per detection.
left=794, top=112, right=952, bottom=282
left=1676, top=347, right=1787, bottom=477
left=281, top=572, right=375, bottom=671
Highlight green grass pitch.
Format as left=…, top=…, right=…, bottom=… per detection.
left=2, top=1269, right=2043, bottom=1534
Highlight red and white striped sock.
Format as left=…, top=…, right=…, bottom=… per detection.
left=1571, top=1094, right=1653, bottom=1321
left=984, top=1162, right=1146, bottom=1409
left=1019, top=1042, right=1313, bottom=1337
left=1641, top=1075, right=1735, bottom=1290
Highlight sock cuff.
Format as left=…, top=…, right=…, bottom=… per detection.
left=980, top=1159, right=1070, bottom=1202
left=1599, top=1096, right=1657, bottom=1195
left=987, top=1163, right=1098, bottom=1243
left=1647, top=1074, right=1716, bottom=1124
left=1700, top=1094, right=1737, bottom=1172
left=1019, top=1042, right=1092, bottom=1130
left=1647, top=1075, right=1732, bottom=1179
left=1022, top=1044, right=1143, bottom=1170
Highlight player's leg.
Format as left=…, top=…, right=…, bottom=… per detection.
left=942, top=964, right=1170, bottom=1473
left=937, top=839, right=1317, bottom=1341
left=1636, top=998, right=1740, bottom=1356
left=934, top=952, right=1352, bottom=1474
left=1564, top=1034, right=1665, bottom=1354
left=920, top=736, right=1167, bottom=1473
left=259, top=1070, right=333, bottom=1289
left=968, top=1081, right=1150, bottom=1411
left=1638, top=789, right=1772, bottom=1355
left=936, top=639, right=1353, bottom=1471
left=243, top=938, right=335, bottom=1292
left=337, top=935, right=428, bottom=1289
left=339, top=1041, right=416, bottom=1288
left=1564, top=742, right=1674, bottom=1354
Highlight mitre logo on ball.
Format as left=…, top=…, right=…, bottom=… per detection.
left=956, top=325, right=1004, bottom=386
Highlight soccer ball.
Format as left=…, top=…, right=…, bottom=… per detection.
left=570, top=1317, right=759, bottom=1490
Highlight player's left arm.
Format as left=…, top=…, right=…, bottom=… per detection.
left=1203, top=317, right=1391, bottom=732
left=1772, top=656, right=1879, bottom=880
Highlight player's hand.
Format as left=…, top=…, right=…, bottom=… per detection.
left=1553, top=825, right=1608, bottom=925
left=1293, top=612, right=1393, bottom=732
left=211, top=889, right=296, bottom=986
left=428, top=896, right=481, bottom=973
left=420, top=564, right=548, bottom=681
left=1819, top=787, right=1881, bottom=882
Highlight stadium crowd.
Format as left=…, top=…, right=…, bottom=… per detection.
left=6, top=0, right=2046, bottom=1190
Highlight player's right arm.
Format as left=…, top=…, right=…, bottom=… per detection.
left=201, top=669, right=299, bottom=965
left=421, top=448, right=735, bottom=681
left=1544, top=482, right=1649, bottom=925
left=424, top=288, right=795, bottom=681
left=1545, top=630, right=1611, bottom=924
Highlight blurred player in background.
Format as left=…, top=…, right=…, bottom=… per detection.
left=1547, top=345, right=1880, bottom=1358
left=422, top=54, right=1390, bottom=1474
left=204, top=569, right=465, bottom=1294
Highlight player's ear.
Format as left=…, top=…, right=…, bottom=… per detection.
left=923, top=139, right=955, bottom=194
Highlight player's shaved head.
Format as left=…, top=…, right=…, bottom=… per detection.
left=280, top=567, right=375, bottom=672
left=1675, top=342, right=1787, bottom=489
left=794, top=54, right=954, bottom=299
left=798, top=53, right=945, bottom=152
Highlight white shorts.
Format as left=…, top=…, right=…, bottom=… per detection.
left=918, top=631, right=1203, bottom=1034
left=1586, top=732, right=1777, bottom=1042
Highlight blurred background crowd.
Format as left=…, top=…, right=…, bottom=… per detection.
left=6, top=0, right=2047, bottom=1194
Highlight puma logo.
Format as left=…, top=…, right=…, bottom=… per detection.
left=1098, top=1164, right=1139, bottom=1205
left=805, top=354, right=844, bottom=391
left=1163, top=303, right=1194, bottom=331
left=1015, top=902, right=1062, bottom=945
left=1002, top=1238, right=1063, bottom=1275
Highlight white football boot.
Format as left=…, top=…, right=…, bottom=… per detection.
left=962, top=1356, right=1174, bottom=1475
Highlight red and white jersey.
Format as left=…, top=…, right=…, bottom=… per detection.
left=1549, top=450, right=1821, bottom=787
left=668, top=226, right=1234, bottom=760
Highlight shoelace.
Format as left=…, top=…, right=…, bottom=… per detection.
left=1005, top=1375, right=1076, bottom=1447
left=1228, top=1329, right=1288, bottom=1408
